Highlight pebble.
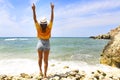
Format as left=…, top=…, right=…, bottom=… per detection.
left=51, top=64, right=55, bottom=67
left=0, top=69, right=120, bottom=80
left=63, top=66, right=69, bottom=69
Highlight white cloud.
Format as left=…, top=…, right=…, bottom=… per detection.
left=52, top=0, right=120, bottom=37
left=0, top=0, right=120, bottom=37
left=0, top=0, right=37, bottom=37
left=56, top=0, right=120, bottom=18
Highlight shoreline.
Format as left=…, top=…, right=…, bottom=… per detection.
left=0, top=60, right=120, bottom=80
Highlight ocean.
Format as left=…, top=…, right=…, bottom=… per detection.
left=0, top=37, right=112, bottom=75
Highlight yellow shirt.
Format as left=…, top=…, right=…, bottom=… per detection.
left=35, top=21, right=53, bottom=39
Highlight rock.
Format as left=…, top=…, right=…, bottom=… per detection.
left=51, top=64, right=55, bottom=67
left=63, top=66, right=69, bottom=69
left=60, top=73, right=67, bottom=78
left=69, top=71, right=76, bottom=76
left=53, top=76, right=60, bottom=80
left=6, top=76, right=13, bottom=80
left=100, top=32, right=120, bottom=68
left=61, top=77, right=68, bottom=80
left=89, top=36, right=96, bottom=39
left=67, top=75, right=73, bottom=79
left=102, top=72, right=106, bottom=77
left=35, top=75, right=43, bottom=80
left=2, top=75, right=7, bottom=78
left=20, top=73, right=29, bottom=78
left=12, top=76, right=23, bottom=80
left=90, top=25, right=120, bottom=39
left=90, top=34, right=110, bottom=39
left=72, top=69, right=79, bottom=73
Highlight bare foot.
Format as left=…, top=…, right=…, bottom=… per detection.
left=43, top=76, right=46, bottom=78
left=39, top=72, right=43, bottom=77
left=42, top=77, right=48, bottom=80
left=43, top=74, right=47, bottom=78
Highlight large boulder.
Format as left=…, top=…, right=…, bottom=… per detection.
left=100, top=32, right=120, bottom=68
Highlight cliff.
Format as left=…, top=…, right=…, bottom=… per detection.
left=100, top=31, right=120, bottom=68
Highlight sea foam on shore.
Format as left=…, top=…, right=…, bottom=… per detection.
left=0, top=59, right=120, bottom=80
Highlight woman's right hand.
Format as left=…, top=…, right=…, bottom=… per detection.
left=32, top=3, right=35, bottom=10
left=51, top=3, right=54, bottom=10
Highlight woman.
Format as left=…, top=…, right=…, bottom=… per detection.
left=32, top=2, right=54, bottom=78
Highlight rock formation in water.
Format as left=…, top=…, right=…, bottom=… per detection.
left=90, top=25, right=120, bottom=39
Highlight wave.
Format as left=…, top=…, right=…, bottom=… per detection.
left=4, top=38, right=17, bottom=41
left=4, top=38, right=28, bottom=41
left=0, top=59, right=38, bottom=75
left=19, top=38, right=28, bottom=41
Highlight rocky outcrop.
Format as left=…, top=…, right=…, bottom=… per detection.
left=100, top=32, right=120, bottom=68
left=90, top=34, right=110, bottom=39
left=90, top=25, right=120, bottom=39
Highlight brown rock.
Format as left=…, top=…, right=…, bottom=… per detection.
left=63, top=66, right=69, bottom=69
left=20, top=73, right=29, bottom=78
left=100, top=32, right=120, bottom=68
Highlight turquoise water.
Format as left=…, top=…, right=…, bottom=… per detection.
left=0, top=37, right=109, bottom=64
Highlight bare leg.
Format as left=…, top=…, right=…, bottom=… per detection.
left=38, top=50, right=43, bottom=75
left=43, top=50, right=50, bottom=78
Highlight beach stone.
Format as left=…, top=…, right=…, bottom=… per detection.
left=1, top=75, right=7, bottom=79
left=69, top=71, right=77, bottom=77
left=61, top=77, right=68, bottom=80
left=12, top=76, right=23, bottom=80
left=88, top=78, right=95, bottom=80
left=53, top=76, right=60, bottom=80
left=43, top=78, right=48, bottom=80
left=79, top=71, right=86, bottom=78
left=63, top=66, right=69, bottom=69
left=72, top=69, right=79, bottom=73
left=59, top=73, right=67, bottom=78
left=94, top=74, right=100, bottom=80
left=74, top=74, right=82, bottom=80
left=100, top=32, right=120, bottom=68
left=20, top=73, right=29, bottom=78
left=51, top=64, right=55, bottom=67
left=67, top=76, right=73, bottom=80
left=35, top=75, right=43, bottom=80
left=6, top=76, right=13, bottom=80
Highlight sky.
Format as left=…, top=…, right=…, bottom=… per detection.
left=0, top=0, right=120, bottom=37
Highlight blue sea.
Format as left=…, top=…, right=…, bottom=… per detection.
left=0, top=37, right=110, bottom=74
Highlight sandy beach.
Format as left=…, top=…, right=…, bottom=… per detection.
left=0, top=61, right=120, bottom=80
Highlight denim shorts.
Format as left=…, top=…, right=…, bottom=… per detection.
left=36, top=39, right=50, bottom=51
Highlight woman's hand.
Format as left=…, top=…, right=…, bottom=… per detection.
left=32, top=3, right=37, bottom=23
left=51, top=3, right=54, bottom=10
left=32, top=3, right=35, bottom=10
left=50, top=3, right=54, bottom=22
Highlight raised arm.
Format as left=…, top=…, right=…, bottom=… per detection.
left=32, top=3, right=37, bottom=23
left=50, top=3, right=54, bottom=22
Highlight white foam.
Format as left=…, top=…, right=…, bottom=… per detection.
left=4, top=38, right=17, bottom=41
left=4, top=38, right=28, bottom=41
left=48, top=60, right=120, bottom=76
left=0, top=59, right=120, bottom=76
left=0, top=59, right=39, bottom=75
left=19, top=38, right=28, bottom=40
